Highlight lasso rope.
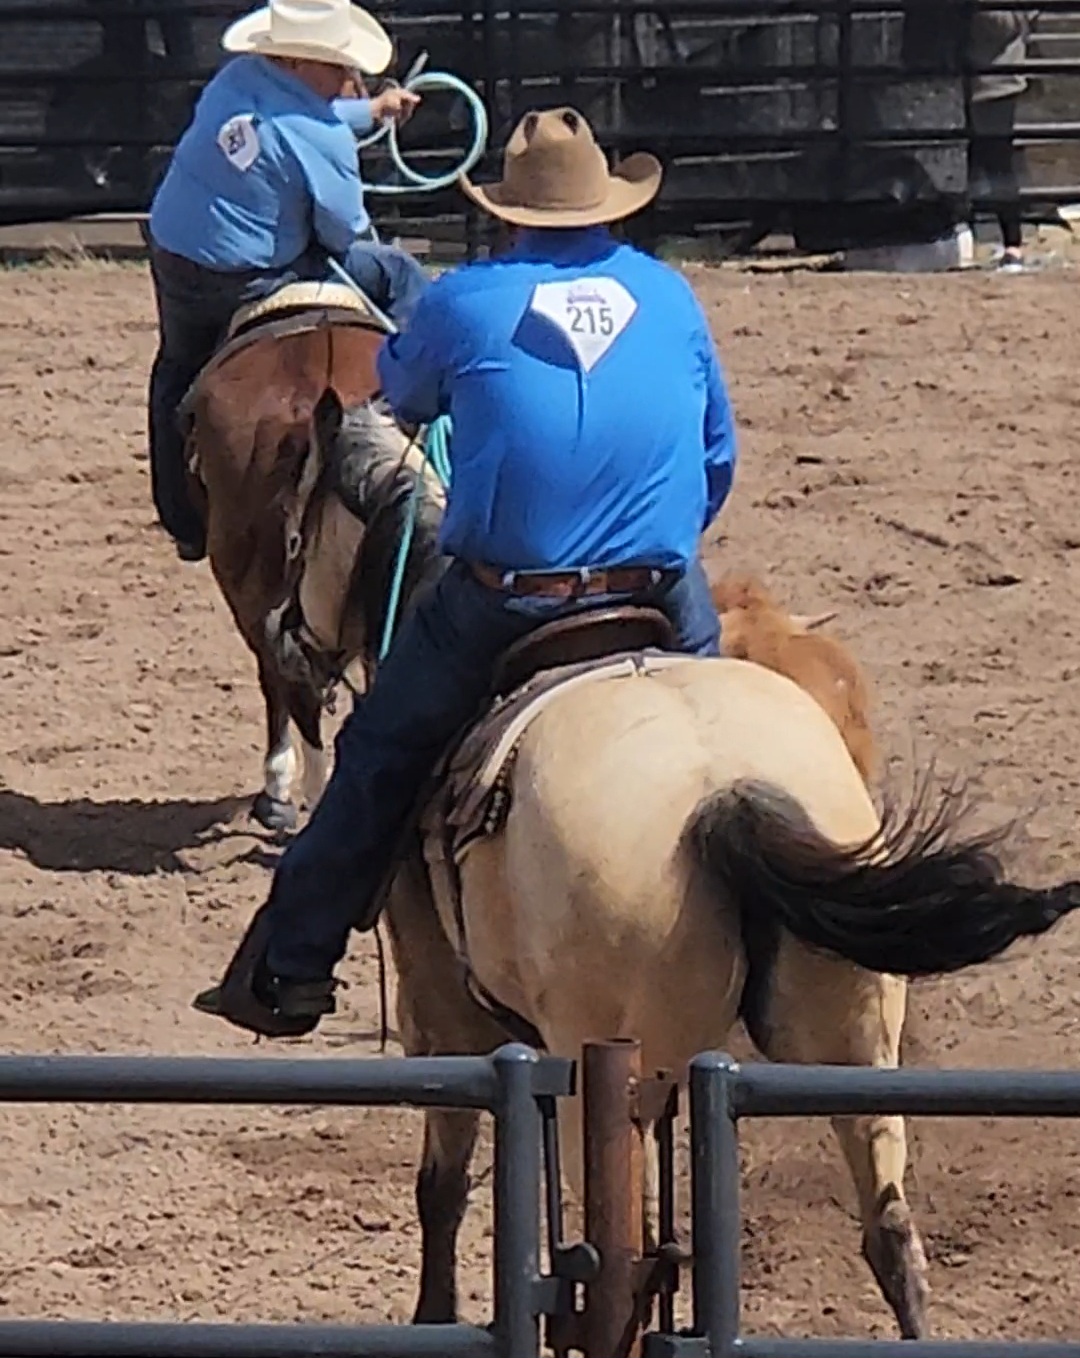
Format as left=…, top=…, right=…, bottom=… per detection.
left=374, top=414, right=452, bottom=662
left=356, top=54, right=489, bottom=196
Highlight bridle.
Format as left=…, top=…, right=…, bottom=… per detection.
left=262, top=396, right=426, bottom=712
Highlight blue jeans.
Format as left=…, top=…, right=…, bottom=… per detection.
left=338, top=239, right=429, bottom=328
left=263, top=556, right=721, bottom=981
left=146, top=237, right=429, bottom=547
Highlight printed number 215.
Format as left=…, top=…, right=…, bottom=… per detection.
left=568, top=303, right=613, bottom=336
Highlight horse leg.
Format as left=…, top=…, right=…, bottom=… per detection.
left=299, top=736, right=329, bottom=812
left=383, top=858, right=512, bottom=1324
left=282, top=680, right=327, bottom=814
left=750, top=934, right=929, bottom=1338
left=252, top=653, right=299, bottom=832
left=413, top=1108, right=481, bottom=1323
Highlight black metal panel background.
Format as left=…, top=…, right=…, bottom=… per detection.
left=1, top=0, right=1077, bottom=250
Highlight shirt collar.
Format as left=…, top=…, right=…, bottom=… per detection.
left=508, top=226, right=619, bottom=264
left=247, top=54, right=333, bottom=114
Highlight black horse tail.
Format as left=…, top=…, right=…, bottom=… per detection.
left=692, top=776, right=1080, bottom=979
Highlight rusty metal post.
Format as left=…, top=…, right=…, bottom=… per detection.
left=581, top=1038, right=648, bottom=1358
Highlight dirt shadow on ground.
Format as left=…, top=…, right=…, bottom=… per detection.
left=0, top=789, right=248, bottom=875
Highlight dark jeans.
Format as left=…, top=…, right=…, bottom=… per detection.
left=263, top=556, right=721, bottom=981
left=969, top=95, right=1025, bottom=251
left=146, top=237, right=430, bottom=547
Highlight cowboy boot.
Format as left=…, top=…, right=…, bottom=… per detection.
left=192, top=899, right=337, bottom=1039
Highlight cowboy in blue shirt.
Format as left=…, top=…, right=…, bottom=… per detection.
left=146, top=0, right=427, bottom=562
left=195, top=107, right=738, bottom=1040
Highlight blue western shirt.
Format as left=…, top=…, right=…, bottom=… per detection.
left=376, top=228, right=737, bottom=573
left=150, top=54, right=374, bottom=270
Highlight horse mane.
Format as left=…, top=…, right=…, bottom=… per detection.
left=711, top=572, right=879, bottom=784
left=312, top=394, right=449, bottom=663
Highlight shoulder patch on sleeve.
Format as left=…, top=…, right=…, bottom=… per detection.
left=528, top=276, right=637, bottom=371
left=217, top=114, right=261, bottom=172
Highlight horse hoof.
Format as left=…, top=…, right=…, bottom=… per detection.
left=251, top=792, right=298, bottom=832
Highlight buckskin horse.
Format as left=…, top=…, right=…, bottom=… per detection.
left=191, top=330, right=1079, bottom=1335
left=281, top=392, right=1080, bottom=1339
left=181, top=280, right=445, bottom=830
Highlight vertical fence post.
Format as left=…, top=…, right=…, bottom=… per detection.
left=493, top=1043, right=543, bottom=1358
left=689, top=1053, right=741, bottom=1358
left=582, top=1038, right=647, bottom=1358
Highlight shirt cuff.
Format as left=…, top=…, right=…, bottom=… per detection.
left=333, top=96, right=375, bottom=136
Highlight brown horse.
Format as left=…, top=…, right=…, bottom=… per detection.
left=710, top=570, right=878, bottom=784
left=182, top=281, right=445, bottom=829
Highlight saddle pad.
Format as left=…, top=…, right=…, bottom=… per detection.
left=228, top=280, right=383, bottom=338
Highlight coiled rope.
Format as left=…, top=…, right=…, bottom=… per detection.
left=356, top=52, right=489, bottom=196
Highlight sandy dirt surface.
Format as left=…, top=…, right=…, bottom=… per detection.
left=1, top=253, right=1078, bottom=1342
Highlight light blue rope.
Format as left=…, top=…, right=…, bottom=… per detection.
left=424, top=411, right=454, bottom=486
left=357, top=65, right=489, bottom=196
left=320, top=259, right=453, bottom=664
left=376, top=415, right=452, bottom=663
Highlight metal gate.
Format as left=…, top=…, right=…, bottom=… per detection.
left=2, top=1041, right=1079, bottom=1355
left=656, top=1052, right=1080, bottom=1358
left=0, top=1042, right=572, bottom=1358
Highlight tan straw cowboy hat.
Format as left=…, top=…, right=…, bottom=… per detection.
left=223, top=0, right=393, bottom=75
left=460, top=107, right=662, bottom=228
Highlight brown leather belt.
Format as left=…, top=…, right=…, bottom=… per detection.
left=469, top=562, right=677, bottom=599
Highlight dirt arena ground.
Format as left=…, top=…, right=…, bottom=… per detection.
left=1, top=250, right=1079, bottom=1342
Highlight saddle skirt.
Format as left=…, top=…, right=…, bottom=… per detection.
left=420, top=648, right=693, bottom=869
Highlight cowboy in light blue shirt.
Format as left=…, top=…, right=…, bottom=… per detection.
left=146, top=0, right=428, bottom=562
left=150, top=55, right=386, bottom=269
left=195, top=107, right=739, bottom=1041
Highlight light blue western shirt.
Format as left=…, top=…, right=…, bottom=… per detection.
left=150, top=54, right=374, bottom=270
left=376, top=228, right=738, bottom=573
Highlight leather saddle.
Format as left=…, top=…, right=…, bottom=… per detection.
left=490, top=604, right=677, bottom=698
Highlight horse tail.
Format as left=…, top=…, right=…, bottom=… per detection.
left=691, top=776, right=1080, bottom=979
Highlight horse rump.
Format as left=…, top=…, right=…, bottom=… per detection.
left=691, top=776, right=1080, bottom=978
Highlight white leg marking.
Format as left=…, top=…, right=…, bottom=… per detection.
left=264, top=730, right=298, bottom=804
left=300, top=738, right=329, bottom=811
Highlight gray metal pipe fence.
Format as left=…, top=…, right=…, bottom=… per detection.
left=0, top=1042, right=574, bottom=1358
left=661, top=1053, right=1080, bottom=1358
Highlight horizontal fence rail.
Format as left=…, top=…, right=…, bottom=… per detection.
left=671, top=1053, right=1080, bottom=1358
left=0, top=1050, right=570, bottom=1106
left=0, top=1043, right=574, bottom=1358
left=0, top=1321, right=498, bottom=1358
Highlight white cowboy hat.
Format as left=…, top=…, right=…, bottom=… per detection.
left=223, top=0, right=394, bottom=75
